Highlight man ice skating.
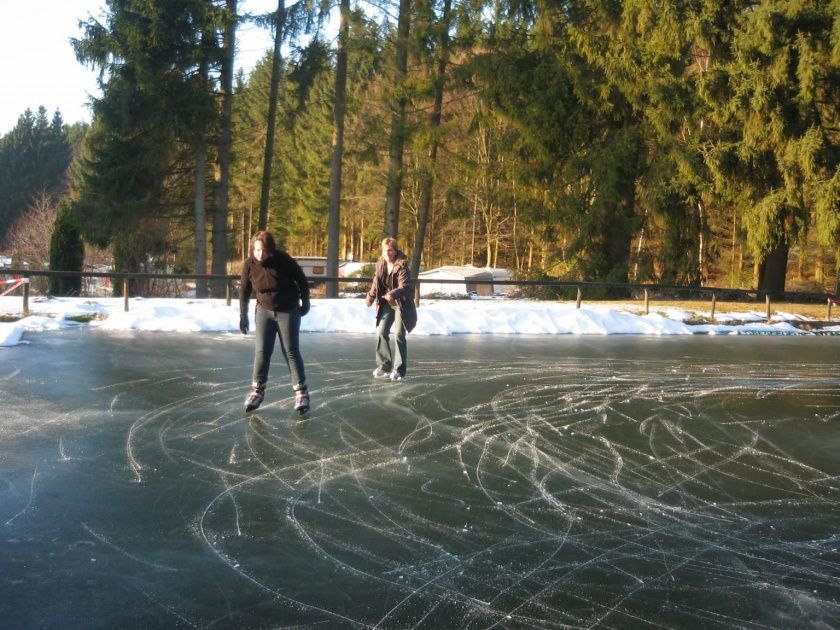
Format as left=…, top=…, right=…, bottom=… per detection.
left=365, top=237, right=417, bottom=381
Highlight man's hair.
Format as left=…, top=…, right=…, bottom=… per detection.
left=381, top=237, right=398, bottom=249
left=251, top=230, right=276, bottom=254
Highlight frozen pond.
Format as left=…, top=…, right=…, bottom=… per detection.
left=2, top=331, right=839, bottom=628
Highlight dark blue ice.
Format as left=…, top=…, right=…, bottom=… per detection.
left=2, top=331, right=839, bottom=628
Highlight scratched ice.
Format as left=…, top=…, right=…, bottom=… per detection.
left=1, top=332, right=839, bottom=628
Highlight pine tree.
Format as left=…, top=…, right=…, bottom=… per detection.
left=49, top=206, right=85, bottom=296
left=70, top=0, right=224, bottom=276
left=0, top=107, right=72, bottom=244
left=700, top=0, right=840, bottom=294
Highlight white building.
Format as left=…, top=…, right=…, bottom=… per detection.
left=417, top=266, right=512, bottom=297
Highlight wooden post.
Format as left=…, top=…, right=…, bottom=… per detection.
left=765, top=294, right=771, bottom=320
left=23, top=279, right=30, bottom=315
left=123, top=279, right=129, bottom=312
left=710, top=293, right=717, bottom=320
left=643, top=288, right=649, bottom=315
left=226, top=280, right=231, bottom=306
left=575, top=286, right=582, bottom=309
left=828, top=298, right=834, bottom=321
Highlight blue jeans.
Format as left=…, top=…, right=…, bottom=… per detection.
left=252, top=304, right=306, bottom=390
left=376, top=303, right=407, bottom=376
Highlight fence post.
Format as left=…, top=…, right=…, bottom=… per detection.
left=23, top=278, right=30, bottom=314
left=765, top=294, right=771, bottom=320
left=644, top=288, right=649, bottom=315
left=575, top=286, right=582, bottom=309
left=828, top=298, right=833, bottom=321
left=710, top=293, right=717, bottom=321
left=226, top=280, right=231, bottom=306
left=123, top=279, right=130, bottom=312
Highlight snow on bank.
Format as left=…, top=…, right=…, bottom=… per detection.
left=1, top=296, right=838, bottom=348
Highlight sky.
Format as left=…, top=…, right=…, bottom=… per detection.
left=0, top=0, right=280, bottom=136
left=2, top=295, right=838, bottom=347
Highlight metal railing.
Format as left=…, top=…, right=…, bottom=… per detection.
left=1, top=269, right=838, bottom=320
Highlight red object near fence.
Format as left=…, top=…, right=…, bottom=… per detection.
left=0, top=277, right=29, bottom=296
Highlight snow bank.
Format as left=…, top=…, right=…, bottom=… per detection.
left=0, top=295, right=829, bottom=348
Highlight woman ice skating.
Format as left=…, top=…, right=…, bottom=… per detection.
left=239, top=231, right=311, bottom=414
left=365, top=237, right=417, bottom=381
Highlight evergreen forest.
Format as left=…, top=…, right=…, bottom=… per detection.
left=1, top=0, right=838, bottom=298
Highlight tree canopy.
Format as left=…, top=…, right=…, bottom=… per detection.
left=3, top=0, right=838, bottom=295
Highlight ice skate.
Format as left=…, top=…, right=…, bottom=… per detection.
left=244, top=386, right=264, bottom=413
left=294, top=385, right=310, bottom=416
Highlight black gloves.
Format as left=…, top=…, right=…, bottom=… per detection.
left=300, top=298, right=310, bottom=317
left=239, top=313, right=249, bottom=335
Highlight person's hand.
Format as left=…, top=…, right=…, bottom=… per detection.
left=300, top=298, right=310, bottom=316
left=365, top=296, right=373, bottom=308
left=239, top=313, right=249, bottom=335
left=384, top=293, right=395, bottom=305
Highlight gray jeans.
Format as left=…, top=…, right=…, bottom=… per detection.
left=252, top=304, right=306, bottom=391
left=376, top=303, right=407, bottom=376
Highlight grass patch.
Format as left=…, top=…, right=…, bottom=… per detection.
left=65, top=314, right=103, bottom=323
left=587, top=300, right=836, bottom=322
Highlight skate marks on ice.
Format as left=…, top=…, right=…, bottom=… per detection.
left=115, top=353, right=840, bottom=628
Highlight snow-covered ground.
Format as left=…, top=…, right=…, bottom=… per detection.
left=3, top=295, right=838, bottom=348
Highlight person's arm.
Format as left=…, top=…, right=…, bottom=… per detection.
left=239, top=259, right=252, bottom=334
left=290, top=257, right=310, bottom=315
left=366, top=260, right=381, bottom=307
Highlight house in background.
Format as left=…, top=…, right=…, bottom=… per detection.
left=417, top=266, right=512, bottom=297
left=294, top=257, right=371, bottom=279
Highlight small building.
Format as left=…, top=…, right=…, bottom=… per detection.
left=293, top=257, right=370, bottom=279
left=418, top=266, right=505, bottom=296
left=295, top=257, right=328, bottom=279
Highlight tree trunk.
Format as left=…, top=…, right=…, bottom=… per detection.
left=383, top=0, right=411, bottom=239
left=326, top=0, right=349, bottom=298
left=835, top=248, right=840, bottom=295
left=258, top=0, right=285, bottom=231
left=409, top=0, right=450, bottom=284
left=212, top=0, right=236, bottom=296
left=194, top=29, right=211, bottom=300
left=756, top=242, right=789, bottom=296
left=194, top=139, right=208, bottom=298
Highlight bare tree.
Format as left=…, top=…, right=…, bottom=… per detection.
left=258, top=0, right=286, bottom=231
left=326, top=0, right=350, bottom=298
left=383, top=0, right=412, bottom=239
left=410, top=0, right=452, bottom=284
left=3, top=191, right=58, bottom=269
left=212, top=0, right=237, bottom=296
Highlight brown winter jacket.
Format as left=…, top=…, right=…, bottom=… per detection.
left=365, top=251, right=417, bottom=333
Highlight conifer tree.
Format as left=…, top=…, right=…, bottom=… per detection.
left=70, top=0, right=224, bottom=278
left=700, top=0, right=840, bottom=294
left=0, top=107, right=72, bottom=244
left=49, top=206, right=85, bottom=296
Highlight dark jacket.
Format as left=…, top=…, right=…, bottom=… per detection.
left=365, top=250, right=417, bottom=333
left=240, top=250, right=309, bottom=315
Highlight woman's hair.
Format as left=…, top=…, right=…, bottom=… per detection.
left=381, top=237, right=398, bottom=250
left=251, top=231, right=276, bottom=256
